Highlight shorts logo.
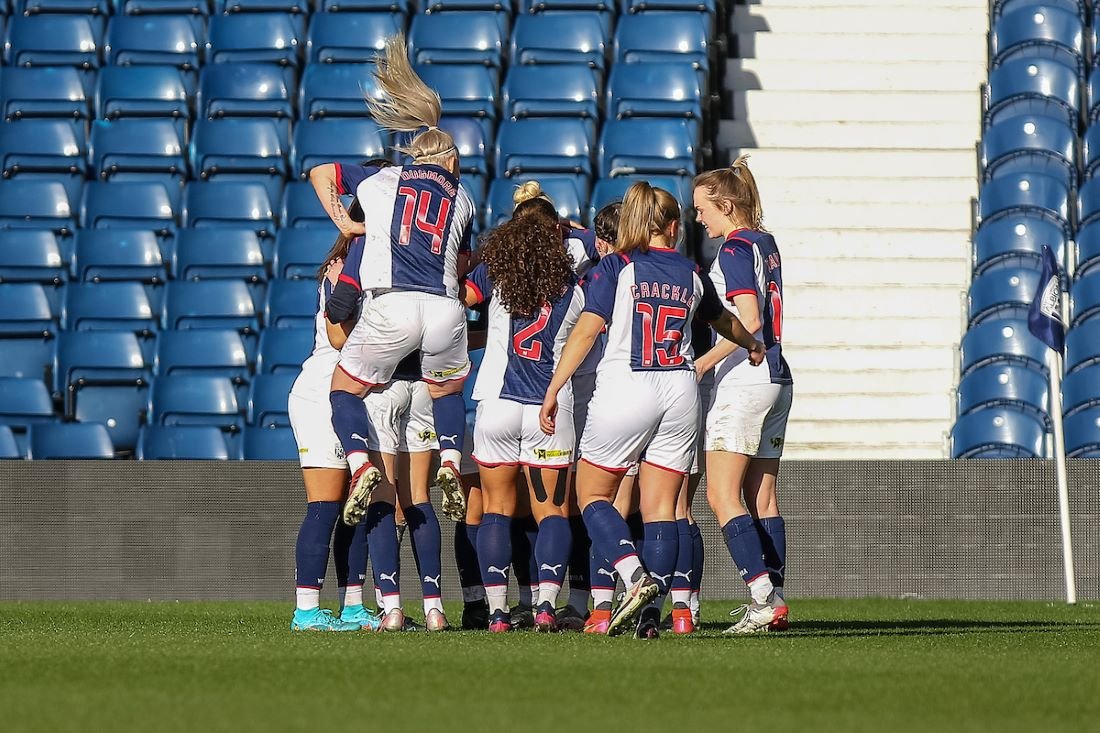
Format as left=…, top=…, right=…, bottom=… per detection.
left=298, top=448, right=309, bottom=455
left=533, top=448, right=572, bottom=461
left=417, top=428, right=437, bottom=442
left=771, top=437, right=784, bottom=449
left=334, top=445, right=345, bottom=460
left=428, top=362, right=468, bottom=379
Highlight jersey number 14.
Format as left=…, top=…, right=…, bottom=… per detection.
left=398, top=186, right=451, bottom=255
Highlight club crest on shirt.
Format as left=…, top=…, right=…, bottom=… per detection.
left=334, top=444, right=345, bottom=460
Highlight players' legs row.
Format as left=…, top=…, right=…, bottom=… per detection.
left=397, top=449, right=449, bottom=630
left=526, top=464, right=573, bottom=632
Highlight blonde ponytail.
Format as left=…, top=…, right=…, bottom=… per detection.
left=369, top=35, right=457, bottom=166
left=619, top=182, right=680, bottom=253
left=693, top=154, right=766, bottom=231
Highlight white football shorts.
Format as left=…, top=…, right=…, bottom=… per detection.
left=570, top=370, right=597, bottom=456
left=364, top=379, right=438, bottom=455
left=473, top=397, right=575, bottom=469
left=288, top=391, right=347, bottom=470
left=579, top=368, right=699, bottom=475
left=705, top=381, right=793, bottom=459
left=338, top=291, right=470, bottom=388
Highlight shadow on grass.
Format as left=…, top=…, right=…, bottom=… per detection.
left=694, top=618, right=1100, bottom=638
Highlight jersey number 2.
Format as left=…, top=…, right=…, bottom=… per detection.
left=636, top=303, right=688, bottom=367
left=513, top=304, right=552, bottom=361
left=398, top=186, right=451, bottom=255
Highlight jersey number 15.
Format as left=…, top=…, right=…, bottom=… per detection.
left=398, top=186, right=451, bottom=255
left=636, top=303, right=688, bottom=367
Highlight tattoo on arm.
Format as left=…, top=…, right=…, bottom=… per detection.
left=328, top=182, right=349, bottom=229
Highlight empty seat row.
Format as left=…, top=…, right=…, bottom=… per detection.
left=968, top=267, right=1100, bottom=327
left=951, top=405, right=1100, bottom=458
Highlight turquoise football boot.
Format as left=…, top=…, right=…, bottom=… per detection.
left=340, top=604, right=382, bottom=632
left=291, top=607, right=360, bottom=632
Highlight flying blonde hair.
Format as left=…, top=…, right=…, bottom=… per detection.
left=369, top=34, right=458, bottom=166
left=692, top=154, right=766, bottom=231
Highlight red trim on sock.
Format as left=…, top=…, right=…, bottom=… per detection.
left=483, top=583, right=508, bottom=590
left=296, top=585, right=322, bottom=590
left=613, top=552, right=639, bottom=565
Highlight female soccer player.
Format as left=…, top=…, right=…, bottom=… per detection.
left=287, top=222, right=377, bottom=633
left=692, top=156, right=795, bottom=634
left=539, top=182, right=766, bottom=639
left=312, top=34, right=475, bottom=528
left=463, top=184, right=585, bottom=632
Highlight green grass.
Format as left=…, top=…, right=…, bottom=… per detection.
left=1, top=600, right=1098, bottom=733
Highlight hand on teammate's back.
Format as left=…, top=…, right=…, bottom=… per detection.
left=747, top=341, right=766, bottom=366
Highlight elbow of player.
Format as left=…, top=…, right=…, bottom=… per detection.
left=741, top=315, right=762, bottom=334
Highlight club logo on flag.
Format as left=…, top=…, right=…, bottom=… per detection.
left=1028, top=245, right=1066, bottom=354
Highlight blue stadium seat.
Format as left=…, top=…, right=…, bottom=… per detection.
left=299, top=63, right=383, bottom=120
left=73, top=229, right=165, bottom=283
left=1085, top=65, right=1100, bottom=124
left=305, top=11, right=401, bottom=64
left=247, top=372, right=295, bottom=427
left=599, top=119, right=696, bottom=177
left=28, top=422, right=113, bottom=459
left=0, top=180, right=74, bottom=237
left=408, top=12, right=504, bottom=68
left=1079, top=122, right=1100, bottom=180
left=519, top=0, right=612, bottom=15
left=979, top=172, right=1070, bottom=233
left=991, top=5, right=1084, bottom=73
left=256, top=326, right=311, bottom=373
left=972, top=215, right=1066, bottom=275
left=189, top=118, right=287, bottom=199
left=968, top=267, right=1042, bottom=325
left=0, top=425, right=21, bottom=459
left=182, top=181, right=276, bottom=240
left=986, top=58, right=1080, bottom=129
left=243, top=424, right=297, bottom=459
left=0, top=229, right=65, bottom=286
left=114, top=0, right=212, bottom=13
left=87, top=119, right=187, bottom=202
left=1065, top=319, right=1100, bottom=373
left=291, top=118, right=386, bottom=180
left=414, top=64, right=498, bottom=125
left=1064, top=407, right=1100, bottom=457
left=206, top=12, right=301, bottom=67
left=614, top=13, right=709, bottom=76
left=957, top=362, right=1049, bottom=424
left=273, top=228, right=335, bottom=278
left=95, top=66, right=190, bottom=127
left=993, top=0, right=1085, bottom=21
left=0, top=283, right=54, bottom=336
left=587, top=175, right=690, bottom=222
left=960, top=319, right=1048, bottom=376
left=1075, top=220, right=1100, bottom=278
left=215, top=0, right=312, bottom=11
left=55, top=330, right=147, bottom=398
left=441, top=116, right=489, bottom=179
left=0, top=376, right=55, bottom=454
left=281, top=182, right=336, bottom=230
left=149, top=376, right=243, bottom=455
left=197, top=63, right=293, bottom=122
left=1076, top=177, right=1100, bottom=228
left=510, top=13, right=607, bottom=71
left=17, top=0, right=110, bottom=12
left=951, top=406, right=1046, bottom=458
left=0, top=337, right=54, bottom=382
left=163, top=280, right=258, bottom=334
left=0, top=67, right=89, bottom=121
left=485, top=176, right=583, bottom=228
left=136, top=425, right=230, bottom=460
left=1061, top=364, right=1100, bottom=417
left=981, top=114, right=1077, bottom=187
left=63, top=282, right=156, bottom=334
left=104, top=15, right=201, bottom=69
left=265, top=277, right=317, bottom=329
left=496, top=119, right=593, bottom=178
left=70, top=382, right=145, bottom=451
left=503, top=65, right=600, bottom=122
left=607, top=62, right=701, bottom=121
left=0, top=119, right=85, bottom=178
left=1070, top=271, right=1100, bottom=326
left=3, top=15, right=101, bottom=69
left=173, top=229, right=266, bottom=282
left=319, top=0, right=409, bottom=11
left=155, top=329, right=249, bottom=405
left=80, top=181, right=176, bottom=237
left=619, top=0, right=715, bottom=19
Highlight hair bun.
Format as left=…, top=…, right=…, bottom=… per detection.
left=513, top=180, right=544, bottom=205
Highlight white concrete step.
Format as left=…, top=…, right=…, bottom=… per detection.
left=782, top=438, right=946, bottom=460
left=785, top=283, right=963, bottom=320
left=791, top=367, right=956, bottom=395
left=784, top=345, right=955, bottom=372
left=782, top=257, right=969, bottom=286
left=727, top=148, right=980, bottom=178
left=730, top=5, right=990, bottom=35
left=725, top=60, right=985, bottom=92
left=755, top=177, right=977, bottom=205
left=767, top=229, right=972, bottom=261
left=763, top=200, right=971, bottom=231
left=783, top=316, right=964, bottom=348
left=787, top=417, right=949, bottom=446
left=737, top=33, right=986, bottom=63
left=792, top=392, right=952, bottom=421
left=731, top=90, right=980, bottom=123
left=720, top=120, right=978, bottom=150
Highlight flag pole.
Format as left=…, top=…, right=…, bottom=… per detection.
left=1048, top=334, right=1076, bottom=605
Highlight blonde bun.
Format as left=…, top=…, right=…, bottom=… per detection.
left=513, top=180, right=544, bottom=206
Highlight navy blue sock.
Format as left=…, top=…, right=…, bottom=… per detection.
left=567, top=514, right=591, bottom=593
left=626, top=511, right=645, bottom=560
left=510, top=514, right=537, bottom=603
left=454, top=521, right=484, bottom=597
left=365, top=502, right=400, bottom=607
left=295, top=501, right=340, bottom=596
left=642, top=521, right=678, bottom=599
left=690, top=521, right=704, bottom=595
left=582, top=500, right=643, bottom=585
left=534, top=515, right=571, bottom=601
left=670, top=518, right=693, bottom=603
left=431, top=392, right=466, bottom=462
left=590, top=544, right=618, bottom=609
left=406, top=502, right=444, bottom=605
left=477, top=513, right=512, bottom=612
left=329, top=390, right=372, bottom=463
left=757, top=516, right=787, bottom=589
left=723, top=515, right=769, bottom=587
left=333, top=518, right=368, bottom=590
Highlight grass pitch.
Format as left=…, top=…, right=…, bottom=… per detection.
left=1, top=599, right=1097, bottom=733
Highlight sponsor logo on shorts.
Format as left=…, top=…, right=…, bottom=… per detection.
left=532, top=448, right=572, bottom=461
left=427, top=362, right=468, bottom=379
left=298, top=448, right=309, bottom=455
left=771, top=437, right=784, bottom=449
left=417, top=428, right=437, bottom=442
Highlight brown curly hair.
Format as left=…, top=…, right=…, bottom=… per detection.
left=478, top=209, right=575, bottom=318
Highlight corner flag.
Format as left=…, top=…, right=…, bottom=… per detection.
left=1027, top=245, right=1065, bottom=354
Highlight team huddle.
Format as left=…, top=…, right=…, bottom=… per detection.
left=287, top=36, right=794, bottom=639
